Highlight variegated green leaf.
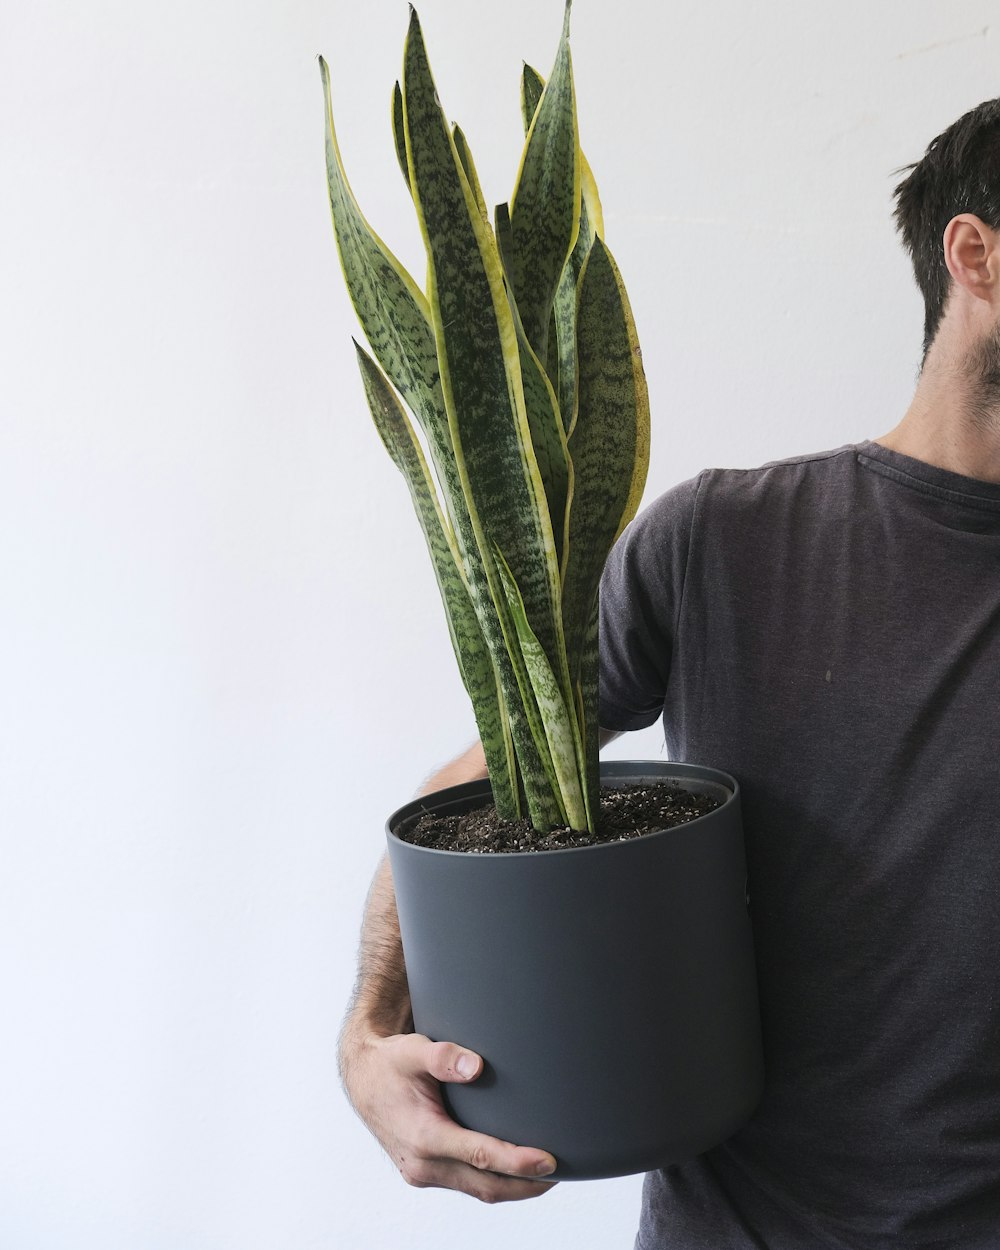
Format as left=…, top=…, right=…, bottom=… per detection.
left=580, top=159, right=604, bottom=240
left=452, top=124, right=490, bottom=228
left=403, top=7, right=569, bottom=829
left=392, top=81, right=410, bottom=191
left=322, top=7, right=647, bottom=836
left=494, top=547, right=587, bottom=830
left=574, top=597, right=601, bottom=831
left=354, top=340, right=520, bottom=817
left=552, top=190, right=594, bottom=436
left=507, top=2, right=580, bottom=363
left=325, top=51, right=545, bottom=821
left=321, top=57, right=451, bottom=474
left=521, top=59, right=602, bottom=432
left=494, top=201, right=571, bottom=571
left=521, top=61, right=603, bottom=238
left=519, top=61, right=544, bottom=135
left=562, top=236, right=650, bottom=697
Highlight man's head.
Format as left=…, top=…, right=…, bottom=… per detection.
left=892, top=99, right=1000, bottom=369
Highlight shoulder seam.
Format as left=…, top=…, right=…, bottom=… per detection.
left=709, top=444, right=861, bottom=477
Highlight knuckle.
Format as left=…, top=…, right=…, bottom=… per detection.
left=433, top=1041, right=466, bottom=1079
left=424, top=1041, right=448, bottom=1075
left=467, top=1142, right=493, bottom=1171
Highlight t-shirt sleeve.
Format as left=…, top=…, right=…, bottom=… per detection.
left=598, top=472, right=703, bottom=732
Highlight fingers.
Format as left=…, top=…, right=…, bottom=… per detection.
left=401, top=1106, right=558, bottom=1202
left=420, top=1118, right=557, bottom=1181
left=401, top=1156, right=557, bottom=1203
left=360, top=1033, right=559, bottom=1202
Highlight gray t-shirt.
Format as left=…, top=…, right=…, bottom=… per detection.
left=598, top=441, right=1000, bottom=1249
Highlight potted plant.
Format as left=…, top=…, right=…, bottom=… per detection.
left=320, top=0, right=763, bottom=1180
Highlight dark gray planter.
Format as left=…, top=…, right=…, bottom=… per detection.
left=386, top=760, right=764, bottom=1181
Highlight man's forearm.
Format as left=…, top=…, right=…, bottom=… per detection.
left=339, top=741, right=490, bottom=1073
left=341, top=856, right=412, bottom=1048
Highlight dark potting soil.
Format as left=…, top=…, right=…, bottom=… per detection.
left=399, top=781, right=722, bottom=853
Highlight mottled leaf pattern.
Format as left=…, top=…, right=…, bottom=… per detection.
left=495, top=201, right=571, bottom=572
left=325, top=53, right=534, bottom=817
left=521, top=62, right=603, bottom=239
left=404, top=9, right=568, bottom=828
left=321, top=57, right=450, bottom=474
left=519, top=62, right=544, bottom=135
left=574, top=597, right=601, bottom=829
left=452, top=124, right=490, bottom=228
left=520, top=59, right=601, bottom=432
left=320, top=4, right=650, bottom=833
left=494, top=547, right=586, bottom=830
left=392, top=81, right=410, bottom=191
left=355, top=341, right=519, bottom=818
left=562, top=236, right=650, bottom=696
left=507, top=3, right=580, bottom=363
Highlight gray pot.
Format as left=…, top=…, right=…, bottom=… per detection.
left=386, top=760, right=764, bottom=1180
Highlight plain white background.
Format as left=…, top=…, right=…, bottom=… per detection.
left=1, top=1, right=996, bottom=1246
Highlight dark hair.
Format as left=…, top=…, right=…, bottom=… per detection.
left=892, top=98, right=1000, bottom=365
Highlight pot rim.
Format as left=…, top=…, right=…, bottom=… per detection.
left=386, top=759, right=740, bottom=860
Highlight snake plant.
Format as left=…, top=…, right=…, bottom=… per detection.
left=321, top=0, right=649, bottom=832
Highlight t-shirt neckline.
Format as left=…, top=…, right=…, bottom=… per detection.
left=856, top=439, right=1000, bottom=513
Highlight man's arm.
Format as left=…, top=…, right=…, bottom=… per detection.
left=338, top=731, right=621, bottom=1202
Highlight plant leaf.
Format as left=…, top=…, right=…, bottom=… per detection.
left=521, top=62, right=603, bottom=239
left=562, top=236, right=650, bottom=695
left=551, top=189, right=594, bottom=438
left=321, top=56, right=451, bottom=474
left=495, top=201, right=571, bottom=572
left=522, top=60, right=602, bottom=241
left=354, top=340, right=520, bottom=817
left=519, top=61, right=544, bottom=135
left=392, top=81, right=410, bottom=191
left=507, top=3, right=580, bottom=363
left=452, top=123, right=490, bottom=228
left=403, top=8, right=569, bottom=828
left=574, top=596, right=600, bottom=831
left=325, top=51, right=541, bottom=820
left=494, top=546, right=587, bottom=830
left=519, top=58, right=601, bottom=431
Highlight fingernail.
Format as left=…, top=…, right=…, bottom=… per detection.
left=455, top=1052, right=477, bottom=1079
left=535, top=1158, right=556, bottom=1176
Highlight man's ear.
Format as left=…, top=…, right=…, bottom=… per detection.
left=942, top=213, right=1000, bottom=302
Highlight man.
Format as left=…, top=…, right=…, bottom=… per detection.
left=338, top=98, right=1000, bottom=1246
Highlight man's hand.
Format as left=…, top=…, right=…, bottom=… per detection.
left=341, top=1028, right=558, bottom=1202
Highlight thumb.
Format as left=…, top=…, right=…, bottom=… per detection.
left=423, top=1040, right=483, bottom=1084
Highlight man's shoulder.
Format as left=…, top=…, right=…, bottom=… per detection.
left=691, top=442, right=863, bottom=517
left=619, top=444, right=867, bottom=567
left=640, top=443, right=862, bottom=525
left=704, top=442, right=861, bottom=487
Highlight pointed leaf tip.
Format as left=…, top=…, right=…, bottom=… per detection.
left=563, top=0, right=572, bottom=39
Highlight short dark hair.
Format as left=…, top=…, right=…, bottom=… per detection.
left=892, top=99, right=1000, bottom=365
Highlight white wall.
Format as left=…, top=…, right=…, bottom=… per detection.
left=1, top=1, right=995, bottom=1246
